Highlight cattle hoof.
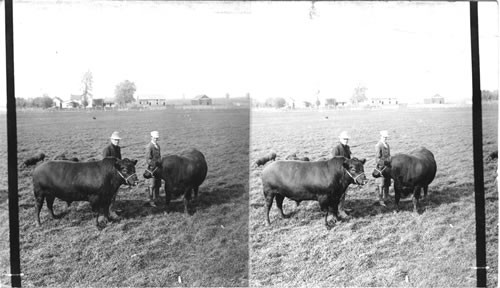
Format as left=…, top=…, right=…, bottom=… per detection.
left=379, top=201, right=387, bottom=207
left=97, top=216, right=108, bottom=228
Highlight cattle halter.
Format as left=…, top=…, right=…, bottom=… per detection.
left=374, top=166, right=387, bottom=175
left=145, top=166, right=158, bottom=175
left=345, top=169, right=365, bottom=183
left=117, top=170, right=136, bottom=183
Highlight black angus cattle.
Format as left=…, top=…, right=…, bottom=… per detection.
left=143, top=148, right=208, bottom=214
left=23, top=152, right=45, bottom=166
left=255, top=152, right=277, bottom=166
left=262, top=157, right=367, bottom=228
left=372, top=147, right=437, bottom=212
left=33, top=158, right=139, bottom=228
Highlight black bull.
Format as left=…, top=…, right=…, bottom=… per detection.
left=143, top=149, right=208, bottom=213
left=33, top=158, right=139, bottom=227
left=372, top=147, right=437, bottom=212
left=262, top=157, right=367, bottom=228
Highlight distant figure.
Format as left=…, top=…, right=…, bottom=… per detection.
left=102, top=131, right=122, bottom=160
left=146, top=131, right=162, bottom=207
left=256, top=152, right=277, bottom=167
left=332, top=131, right=352, bottom=217
left=375, top=130, right=391, bottom=206
left=102, top=131, right=123, bottom=221
left=23, top=152, right=45, bottom=167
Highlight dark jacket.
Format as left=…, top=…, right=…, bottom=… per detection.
left=102, top=143, right=121, bottom=160
left=146, top=142, right=161, bottom=165
left=375, top=141, right=391, bottom=162
left=332, top=142, right=351, bottom=159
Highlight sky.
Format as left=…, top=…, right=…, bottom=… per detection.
left=0, top=0, right=498, bottom=108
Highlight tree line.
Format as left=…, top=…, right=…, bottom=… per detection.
left=15, top=76, right=136, bottom=109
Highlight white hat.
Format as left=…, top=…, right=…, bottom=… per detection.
left=339, top=131, right=350, bottom=139
left=380, top=130, right=389, bottom=137
left=150, top=131, right=160, bottom=138
left=110, top=131, right=121, bottom=140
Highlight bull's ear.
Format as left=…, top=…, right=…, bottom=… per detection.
left=360, top=158, right=366, bottom=164
left=133, top=159, right=138, bottom=165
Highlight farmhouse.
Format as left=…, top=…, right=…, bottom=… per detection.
left=191, top=95, right=212, bottom=105
left=52, top=97, right=63, bottom=109
left=424, top=94, right=445, bottom=104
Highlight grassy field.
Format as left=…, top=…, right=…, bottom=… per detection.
left=0, top=108, right=249, bottom=287
left=249, top=105, right=498, bottom=287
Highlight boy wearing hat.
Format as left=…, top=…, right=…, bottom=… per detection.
left=332, top=131, right=352, bottom=159
left=375, top=130, right=391, bottom=206
left=146, top=131, right=161, bottom=207
left=332, top=131, right=352, bottom=217
left=103, top=131, right=122, bottom=159
left=102, top=131, right=122, bottom=220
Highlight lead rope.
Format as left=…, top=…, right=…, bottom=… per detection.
left=145, top=166, right=158, bottom=175
left=374, top=166, right=387, bottom=175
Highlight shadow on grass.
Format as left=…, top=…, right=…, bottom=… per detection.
left=116, top=183, right=246, bottom=219
left=346, top=182, right=475, bottom=219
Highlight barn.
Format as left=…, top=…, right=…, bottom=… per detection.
left=52, top=97, right=63, bottom=109
left=424, top=94, right=445, bottom=104
left=191, top=95, right=212, bottom=105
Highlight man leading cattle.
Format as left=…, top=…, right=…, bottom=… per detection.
left=102, top=131, right=123, bottom=220
left=375, top=130, right=391, bottom=206
left=146, top=131, right=162, bottom=207
left=332, top=131, right=353, bottom=218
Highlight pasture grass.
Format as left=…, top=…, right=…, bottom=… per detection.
left=249, top=105, right=497, bottom=287
left=0, top=108, right=249, bottom=287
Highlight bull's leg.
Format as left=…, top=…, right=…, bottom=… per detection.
left=275, top=194, right=288, bottom=219
left=412, top=186, right=421, bottom=213
left=423, top=185, right=428, bottom=199
left=35, top=194, right=45, bottom=226
left=263, top=187, right=275, bottom=225
left=165, top=185, right=172, bottom=213
left=394, top=185, right=401, bottom=212
left=108, top=193, right=121, bottom=221
left=319, top=200, right=334, bottom=229
left=183, top=188, right=192, bottom=214
left=338, top=193, right=350, bottom=219
left=46, top=195, right=58, bottom=219
left=194, top=186, right=199, bottom=199
left=96, top=206, right=108, bottom=228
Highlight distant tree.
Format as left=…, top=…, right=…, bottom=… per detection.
left=115, top=80, right=136, bottom=106
left=351, top=85, right=368, bottom=105
left=273, top=97, right=286, bottom=108
left=16, top=97, right=28, bottom=108
left=481, top=89, right=498, bottom=101
left=303, top=101, right=312, bottom=108
left=32, top=95, right=53, bottom=109
left=81, top=70, right=93, bottom=108
left=315, top=97, right=321, bottom=107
